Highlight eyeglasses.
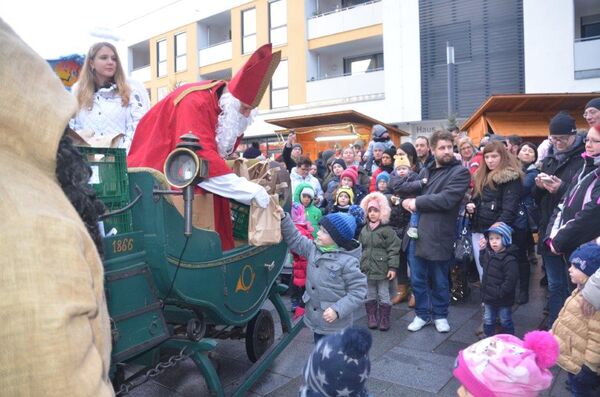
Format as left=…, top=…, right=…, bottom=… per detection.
left=549, top=135, right=572, bottom=143
left=584, top=137, right=600, bottom=145
left=583, top=109, right=599, bottom=118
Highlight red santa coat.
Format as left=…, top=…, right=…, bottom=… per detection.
left=128, top=81, right=237, bottom=250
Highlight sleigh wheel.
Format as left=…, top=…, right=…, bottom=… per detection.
left=245, top=309, right=275, bottom=363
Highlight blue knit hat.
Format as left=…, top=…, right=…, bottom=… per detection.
left=376, top=171, right=390, bottom=185
left=485, top=222, right=513, bottom=247
left=372, top=142, right=386, bottom=152
left=300, top=327, right=372, bottom=397
left=320, top=212, right=357, bottom=250
left=570, top=242, right=600, bottom=277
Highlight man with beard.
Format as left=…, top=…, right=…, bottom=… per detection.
left=0, top=19, right=113, bottom=396
left=402, top=130, right=470, bottom=333
left=128, top=44, right=280, bottom=250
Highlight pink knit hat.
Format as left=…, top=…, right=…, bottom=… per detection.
left=453, top=331, right=559, bottom=397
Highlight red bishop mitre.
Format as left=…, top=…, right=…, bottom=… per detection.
left=228, top=43, right=281, bottom=108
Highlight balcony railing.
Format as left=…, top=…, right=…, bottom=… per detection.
left=199, top=40, right=232, bottom=67
left=130, top=65, right=151, bottom=82
left=306, top=68, right=384, bottom=103
left=307, top=0, right=382, bottom=40
left=574, top=35, right=600, bottom=79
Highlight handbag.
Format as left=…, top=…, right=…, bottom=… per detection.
left=454, top=215, right=474, bottom=264
left=248, top=194, right=283, bottom=246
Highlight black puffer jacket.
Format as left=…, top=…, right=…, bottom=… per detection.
left=471, top=167, right=522, bottom=233
left=480, top=245, right=519, bottom=307
left=534, top=135, right=585, bottom=254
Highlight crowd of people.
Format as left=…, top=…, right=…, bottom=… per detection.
left=278, top=103, right=600, bottom=396
left=3, top=14, right=600, bottom=395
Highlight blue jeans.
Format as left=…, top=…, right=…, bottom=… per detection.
left=568, top=365, right=600, bottom=397
left=483, top=304, right=514, bottom=336
left=542, top=253, right=569, bottom=328
left=408, top=240, right=452, bottom=321
left=409, top=212, right=420, bottom=228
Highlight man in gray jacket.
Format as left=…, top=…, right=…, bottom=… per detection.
left=402, top=130, right=470, bottom=333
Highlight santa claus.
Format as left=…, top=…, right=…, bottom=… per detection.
left=128, top=44, right=280, bottom=250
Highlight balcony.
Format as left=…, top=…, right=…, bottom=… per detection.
left=306, top=69, right=384, bottom=103
left=199, top=40, right=232, bottom=67
left=307, top=0, right=382, bottom=40
left=574, top=36, right=600, bottom=79
left=130, top=65, right=151, bottom=82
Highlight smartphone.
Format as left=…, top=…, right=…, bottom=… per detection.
left=540, top=175, right=554, bottom=183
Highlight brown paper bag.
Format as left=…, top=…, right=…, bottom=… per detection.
left=231, top=158, right=250, bottom=179
left=171, top=193, right=215, bottom=231
left=248, top=194, right=282, bottom=246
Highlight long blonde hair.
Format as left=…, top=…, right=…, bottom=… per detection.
left=76, top=42, right=130, bottom=110
left=472, top=141, right=522, bottom=197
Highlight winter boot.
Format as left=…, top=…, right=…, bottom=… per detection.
left=407, top=293, right=416, bottom=308
left=391, top=284, right=409, bottom=305
left=365, top=300, right=378, bottom=329
left=379, top=303, right=392, bottom=331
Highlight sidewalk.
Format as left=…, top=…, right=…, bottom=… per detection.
left=128, top=263, right=571, bottom=396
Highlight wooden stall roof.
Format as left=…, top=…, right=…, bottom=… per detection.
left=265, top=110, right=409, bottom=136
left=461, top=93, right=598, bottom=143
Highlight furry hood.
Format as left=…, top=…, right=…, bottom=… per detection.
left=360, top=192, right=391, bottom=224
left=490, top=166, right=521, bottom=185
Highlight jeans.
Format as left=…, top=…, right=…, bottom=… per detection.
left=568, top=365, right=600, bottom=397
left=410, top=212, right=420, bottom=228
left=483, top=304, right=514, bottom=336
left=367, top=279, right=392, bottom=305
left=408, top=240, right=452, bottom=321
left=471, top=232, right=485, bottom=280
left=542, top=253, right=569, bottom=328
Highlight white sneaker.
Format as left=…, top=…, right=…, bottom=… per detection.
left=407, top=316, right=431, bottom=332
left=434, top=318, right=450, bottom=333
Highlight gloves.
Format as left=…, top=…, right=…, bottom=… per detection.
left=253, top=186, right=270, bottom=208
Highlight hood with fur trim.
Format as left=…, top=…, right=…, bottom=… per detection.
left=490, top=166, right=522, bottom=185
left=360, top=192, right=391, bottom=224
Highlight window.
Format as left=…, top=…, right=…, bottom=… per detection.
left=270, top=59, right=288, bottom=108
left=157, top=39, right=167, bottom=77
left=343, top=53, right=384, bottom=75
left=157, top=86, right=168, bottom=101
left=581, top=14, right=600, bottom=39
left=269, top=0, right=287, bottom=47
left=174, top=32, right=187, bottom=72
left=242, top=8, right=256, bottom=54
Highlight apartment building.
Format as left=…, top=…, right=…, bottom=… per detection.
left=117, top=0, right=600, bottom=143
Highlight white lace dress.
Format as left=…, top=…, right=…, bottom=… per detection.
left=69, top=79, right=150, bottom=152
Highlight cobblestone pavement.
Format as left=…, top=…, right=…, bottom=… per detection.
left=126, top=263, right=571, bottom=397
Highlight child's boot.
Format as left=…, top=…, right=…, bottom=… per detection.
left=379, top=303, right=392, bottom=331
left=365, top=300, right=378, bottom=329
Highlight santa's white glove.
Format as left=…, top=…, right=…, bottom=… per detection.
left=253, top=186, right=270, bottom=208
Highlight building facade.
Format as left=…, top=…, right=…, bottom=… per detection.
left=117, top=0, right=600, bottom=142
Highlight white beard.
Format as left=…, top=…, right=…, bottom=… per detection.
left=215, top=92, right=256, bottom=158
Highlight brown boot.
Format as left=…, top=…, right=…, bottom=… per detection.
left=391, top=284, right=409, bottom=305
left=379, top=303, right=392, bottom=331
left=365, top=300, right=378, bottom=329
left=408, top=293, right=416, bottom=308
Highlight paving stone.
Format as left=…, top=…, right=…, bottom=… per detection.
left=433, top=339, right=470, bottom=357
left=370, top=346, right=455, bottom=393
left=248, top=371, right=293, bottom=395
left=263, top=375, right=304, bottom=396
left=268, top=339, right=314, bottom=378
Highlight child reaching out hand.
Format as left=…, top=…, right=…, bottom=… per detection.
left=277, top=205, right=367, bottom=343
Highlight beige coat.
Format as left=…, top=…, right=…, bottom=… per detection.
left=552, top=289, right=600, bottom=375
left=0, top=19, right=113, bottom=396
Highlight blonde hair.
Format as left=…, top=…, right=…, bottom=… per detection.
left=76, top=42, right=130, bottom=110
